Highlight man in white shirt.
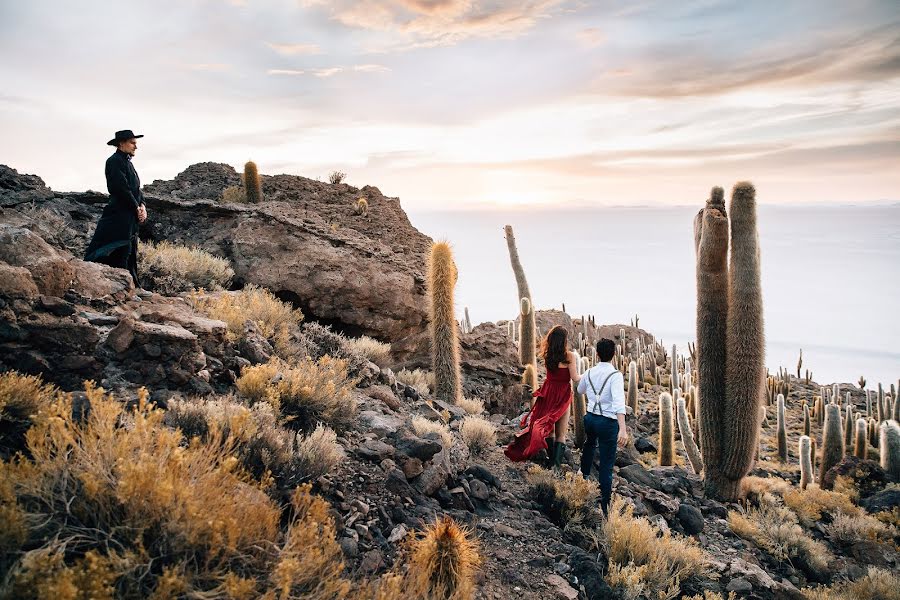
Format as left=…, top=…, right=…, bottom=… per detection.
left=576, top=338, right=629, bottom=515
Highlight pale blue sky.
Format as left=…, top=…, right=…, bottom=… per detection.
left=1, top=0, right=898, bottom=208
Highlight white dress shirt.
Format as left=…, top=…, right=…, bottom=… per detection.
left=577, top=362, right=626, bottom=419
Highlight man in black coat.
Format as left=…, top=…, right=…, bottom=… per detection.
left=84, top=129, right=148, bottom=286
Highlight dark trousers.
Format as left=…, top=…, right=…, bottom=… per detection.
left=96, top=237, right=139, bottom=286
left=580, top=413, right=619, bottom=515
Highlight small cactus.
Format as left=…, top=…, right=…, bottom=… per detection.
left=799, top=435, right=813, bottom=490
left=244, top=160, right=263, bottom=203
left=854, top=417, right=868, bottom=459
left=355, top=197, right=369, bottom=216
left=677, top=396, right=703, bottom=474
left=427, top=242, right=462, bottom=405
left=844, top=403, right=854, bottom=448
left=819, top=403, right=844, bottom=488
left=776, top=394, right=788, bottom=462
left=659, top=392, right=674, bottom=466
left=802, top=402, right=810, bottom=437
left=859, top=375, right=866, bottom=389
left=879, top=420, right=900, bottom=479
left=405, top=516, right=481, bottom=600
left=627, top=360, right=639, bottom=415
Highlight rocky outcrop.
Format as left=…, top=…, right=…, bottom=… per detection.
left=1, top=162, right=432, bottom=342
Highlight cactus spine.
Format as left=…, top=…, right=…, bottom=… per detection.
left=819, top=403, right=844, bottom=488
left=427, top=242, right=462, bottom=404
left=799, top=435, right=812, bottom=490
left=659, top=392, right=674, bottom=466
left=854, top=418, right=868, bottom=459
left=694, top=183, right=765, bottom=500
left=244, top=160, right=263, bottom=203
left=879, top=420, right=900, bottom=479
left=627, top=360, right=639, bottom=415
left=776, top=393, right=788, bottom=462
left=676, top=396, right=703, bottom=474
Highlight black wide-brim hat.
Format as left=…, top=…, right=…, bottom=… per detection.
left=107, top=129, right=144, bottom=146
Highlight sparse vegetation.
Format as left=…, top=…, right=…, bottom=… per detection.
left=827, top=512, right=898, bottom=546
left=783, top=484, right=859, bottom=526
left=455, top=397, right=484, bottom=415
left=526, top=467, right=601, bottom=529
left=221, top=184, right=246, bottom=203
left=329, top=170, right=346, bottom=184
left=459, top=416, right=496, bottom=455
left=0, top=372, right=57, bottom=458
left=139, top=240, right=234, bottom=295
left=344, top=335, right=391, bottom=366
left=236, top=356, right=358, bottom=431
left=411, top=416, right=452, bottom=448
left=802, top=567, right=900, bottom=600
left=397, top=369, right=433, bottom=397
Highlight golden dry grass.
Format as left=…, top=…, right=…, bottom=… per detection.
left=783, top=485, right=859, bottom=526
left=397, top=369, right=434, bottom=397
left=221, top=185, right=246, bottom=203
left=603, top=495, right=711, bottom=600
left=526, top=467, right=601, bottom=529
left=802, top=567, right=900, bottom=600
left=236, top=356, right=358, bottom=431
left=827, top=512, right=898, bottom=547
left=411, top=416, right=453, bottom=448
left=459, top=416, right=496, bottom=455
left=0, top=372, right=57, bottom=457
left=139, top=240, right=234, bottom=295
left=455, top=397, right=484, bottom=415
left=728, top=494, right=831, bottom=572
left=189, top=285, right=303, bottom=357
left=344, top=335, right=391, bottom=367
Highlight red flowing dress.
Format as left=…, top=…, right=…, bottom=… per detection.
left=504, top=365, right=572, bottom=462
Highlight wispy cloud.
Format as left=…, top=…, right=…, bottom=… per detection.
left=267, top=69, right=306, bottom=76
left=266, top=42, right=322, bottom=55
left=183, top=63, right=231, bottom=72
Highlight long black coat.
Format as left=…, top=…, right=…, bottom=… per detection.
left=84, top=150, right=144, bottom=282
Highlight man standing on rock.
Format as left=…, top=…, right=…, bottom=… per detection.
left=577, top=338, right=629, bottom=516
left=84, top=129, right=148, bottom=286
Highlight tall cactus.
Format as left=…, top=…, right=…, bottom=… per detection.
left=694, top=183, right=765, bottom=500
left=880, top=420, right=900, bottom=479
left=802, top=402, right=810, bottom=437
left=676, top=396, right=703, bottom=474
left=843, top=404, right=854, bottom=448
left=427, top=242, right=462, bottom=404
left=573, top=352, right=587, bottom=448
left=819, top=403, right=844, bottom=488
left=854, top=417, right=868, bottom=459
left=799, top=435, right=813, bottom=490
left=627, top=360, right=639, bottom=415
left=244, top=160, right=263, bottom=203
left=518, top=297, right=536, bottom=368
left=659, top=392, right=674, bottom=466
left=776, top=393, right=788, bottom=462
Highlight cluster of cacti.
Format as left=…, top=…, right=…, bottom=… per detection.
left=658, top=392, right=674, bottom=466
left=693, top=183, right=765, bottom=501
left=244, top=160, right=263, bottom=203
left=819, top=403, right=844, bottom=487
left=427, top=242, right=462, bottom=405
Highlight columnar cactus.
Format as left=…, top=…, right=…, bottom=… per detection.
left=819, top=403, right=845, bottom=488
left=518, top=297, right=536, bottom=369
left=677, top=396, right=703, bottom=474
left=627, top=360, right=639, bottom=415
left=844, top=404, right=854, bottom=448
left=799, top=435, right=813, bottom=490
left=777, top=393, right=788, bottom=462
left=659, top=392, right=674, bottom=466
left=427, top=242, right=462, bottom=404
left=803, top=402, right=810, bottom=437
left=521, top=363, right=537, bottom=393
left=244, top=160, right=263, bottom=203
left=694, top=183, right=765, bottom=500
left=879, top=420, right=900, bottom=479
left=504, top=224, right=531, bottom=300
left=854, top=417, right=868, bottom=459
left=573, top=352, right=587, bottom=449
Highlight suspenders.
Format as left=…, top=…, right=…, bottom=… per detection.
left=586, top=369, right=616, bottom=417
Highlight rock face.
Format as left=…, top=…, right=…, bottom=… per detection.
left=1, top=162, right=432, bottom=342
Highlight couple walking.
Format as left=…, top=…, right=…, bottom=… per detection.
left=505, top=326, right=628, bottom=514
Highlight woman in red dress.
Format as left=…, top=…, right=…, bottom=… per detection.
left=505, top=325, right=581, bottom=466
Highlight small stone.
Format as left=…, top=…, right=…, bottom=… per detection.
left=726, top=578, right=753, bottom=593
left=493, top=523, right=524, bottom=538
left=352, top=499, right=371, bottom=515
left=545, top=573, right=578, bottom=600
left=388, top=524, right=408, bottom=543
left=356, top=439, right=395, bottom=462
left=339, top=537, right=359, bottom=558
left=677, top=503, right=705, bottom=535
left=359, top=549, right=384, bottom=574
left=401, top=457, right=424, bottom=480
left=469, top=478, right=490, bottom=501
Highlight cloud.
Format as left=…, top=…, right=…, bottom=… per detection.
left=575, top=27, right=604, bottom=48
left=313, top=67, right=344, bottom=77
left=266, top=42, right=322, bottom=55
left=306, top=0, right=570, bottom=51
left=183, top=63, right=231, bottom=72
left=267, top=69, right=306, bottom=75
left=353, top=63, right=391, bottom=73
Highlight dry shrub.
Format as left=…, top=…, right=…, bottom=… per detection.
left=802, top=567, right=900, bottom=600
left=221, top=185, right=246, bottom=203
left=526, top=466, right=601, bottom=528
left=0, top=372, right=57, bottom=458
left=328, top=170, right=346, bottom=184
left=190, top=285, right=303, bottom=357
left=603, top=495, right=710, bottom=600
left=459, top=416, right=496, bottom=455
left=403, top=516, right=480, bottom=600
left=345, top=336, right=391, bottom=367
left=298, top=322, right=369, bottom=374
left=742, top=475, right=791, bottom=498
left=139, top=240, right=234, bottom=295
left=728, top=494, right=831, bottom=572
left=411, top=416, right=452, bottom=448
left=783, top=484, right=859, bottom=526
left=827, top=512, right=898, bottom=546
left=683, top=593, right=737, bottom=600
left=455, top=397, right=484, bottom=415
left=397, top=369, right=434, bottom=397
left=236, top=356, right=358, bottom=432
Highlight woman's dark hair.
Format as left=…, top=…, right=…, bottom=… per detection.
left=596, top=338, right=616, bottom=362
left=541, top=325, right=569, bottom=369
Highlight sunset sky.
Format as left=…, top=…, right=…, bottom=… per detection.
left=1, top=0, right=898, bottom=209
